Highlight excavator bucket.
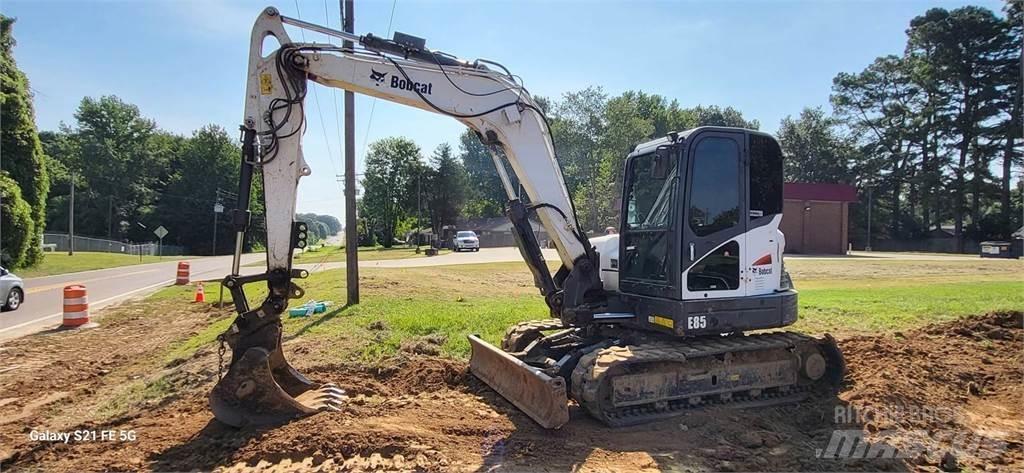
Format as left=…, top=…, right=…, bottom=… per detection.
left=468, top=335, right=569, bottom=429
left=210, top=328, right=346, bottom=428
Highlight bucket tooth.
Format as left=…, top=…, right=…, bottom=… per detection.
left=468, top=334, right=569, bottom=429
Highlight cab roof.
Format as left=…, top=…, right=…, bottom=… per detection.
left=628, top=126, right=775, bottom=158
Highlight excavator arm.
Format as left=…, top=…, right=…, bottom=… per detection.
left=235, top=8, right=603, bottom=318
left=211, top=7, right=604, bottom=428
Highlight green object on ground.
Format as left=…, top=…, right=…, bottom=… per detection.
left=288, top=300, right=332, bottom=317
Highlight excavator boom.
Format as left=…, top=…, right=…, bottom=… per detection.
left=211, top=7, right=602, bottom=428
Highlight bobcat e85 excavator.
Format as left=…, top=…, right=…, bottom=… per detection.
left=211, top=7, right=845, bottom=429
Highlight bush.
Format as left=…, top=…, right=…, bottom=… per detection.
left=0, top=174, right=34, bottom=268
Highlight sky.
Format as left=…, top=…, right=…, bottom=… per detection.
left=1, top=0, right=1008, bottom=220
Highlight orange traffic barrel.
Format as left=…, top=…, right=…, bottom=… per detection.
left=62, top=285, right=90, bottom=327
left=176, top=261, right=190, bottom=285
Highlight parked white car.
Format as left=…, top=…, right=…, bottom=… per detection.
left=1, top=266, right=24, bottom=311
left=453, top=231, right=480, bottom=252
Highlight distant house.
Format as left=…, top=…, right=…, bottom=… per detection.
left=780, top=182, right=859, bottom=255
left=456, top=216, right=550, bottom=248
left=926, top=226, right=956, bottom=239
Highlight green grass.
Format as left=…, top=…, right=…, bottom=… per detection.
left=157, top=258, right=1023, bottom=364
left=95, top=375, right=175, bottom=419
left=15, top=252, right=194, bottom=278
left=794, top=280, right=1024, bottom=334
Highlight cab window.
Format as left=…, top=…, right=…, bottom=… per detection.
left=688, top=137, right=740, bottom=236
left=749, top=134, right=783, bottom=218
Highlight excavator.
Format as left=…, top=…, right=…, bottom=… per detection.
left=210, top=7, right=845, bottom=429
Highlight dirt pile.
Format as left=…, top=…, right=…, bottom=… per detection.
left=0, top=300, right=228, bottom=464
left=1, top=311, right=1020, bottom=472
left=837, top=311, right=1023, bottom=471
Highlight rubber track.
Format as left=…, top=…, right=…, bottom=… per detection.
left=500, top=319, right=564, bottom=352
left=571, top=331, right=824, bottom=427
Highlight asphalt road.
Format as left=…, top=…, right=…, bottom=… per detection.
left=0, top=253, right=264, bottom=341
left=359, top=247, right=560, bottom=268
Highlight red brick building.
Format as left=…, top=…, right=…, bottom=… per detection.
left=780, top=183, right=858, bottom=255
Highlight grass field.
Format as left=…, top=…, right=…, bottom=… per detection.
left=14, top=252, right=193, bottom=278
left=161, top=256, right=1023, bottom=365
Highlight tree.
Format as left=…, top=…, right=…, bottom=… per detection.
left=994, top=2, right=1023, bottom=235
left=425, top=143, right=467, bottom=236
left=361, top=137, right=421, bottom=247
left=43, top=96, right=180, bottom=243
left=154, top=125, right=239, bottom=255
left=688, top=104, right=760, bottom=129
left=1, top=15, right=49, bottom=267
left=827, top=4, right=1020, bottom=247
left=314, top=214, right=342, bottom=235
left=459, top=129, right=506, bottom=218
left=833, top=55, right=921, bottom=238
left=296, top=213, right=341, bottom=245
left=777, top=107, right=858, bottom=184
left=580, top=90, right=652, bottom=232
left=0, top=174, right=32, bottom=268
left=909, top=7, right=1009, bottom=247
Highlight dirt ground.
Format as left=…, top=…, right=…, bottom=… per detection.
left=1, top=304, right=1020, bottom=472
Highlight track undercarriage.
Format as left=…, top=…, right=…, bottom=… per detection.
left=470, top=320, right=845, bottom=428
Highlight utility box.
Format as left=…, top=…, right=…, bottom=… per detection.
left=979, top=241, right=1014, bottom=259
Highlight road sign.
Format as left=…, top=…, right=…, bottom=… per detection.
left=154, top=225, right=168, bottom=239
left=214, top=203, right=224, bottom=214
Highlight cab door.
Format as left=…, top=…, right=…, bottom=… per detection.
left=681, top=130, right=747, bottom=300
left=618, top=147, right=681, bottom=299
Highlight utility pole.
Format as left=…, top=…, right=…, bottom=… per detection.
left=417, top=170, right=422, bottom=248
left=107, top=196, right=113, bottom=238
left=865, top=186, right=873, bottom=252
left=589, top=152, right=597, bottom=234
left=343, top=0, right=359, bottom=305
left=68, top=171, right=76, bottom=256
left=213, top=187, right=223, bottom=255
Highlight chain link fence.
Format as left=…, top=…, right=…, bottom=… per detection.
left=42, top=233, right=186, bottom=256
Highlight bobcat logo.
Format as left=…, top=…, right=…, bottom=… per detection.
left=370, top=69, right=387, bottom=85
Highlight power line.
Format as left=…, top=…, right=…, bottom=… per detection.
left=325, top=0, right=345, bottom=161
left=294, top=0, right=343, bottom=187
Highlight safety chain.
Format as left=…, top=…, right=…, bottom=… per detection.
left=216, top=333, right=227, bottom=381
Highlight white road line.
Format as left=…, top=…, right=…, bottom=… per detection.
left=0, top=278, right=176, bottom=335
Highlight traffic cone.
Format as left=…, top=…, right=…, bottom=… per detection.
left=193, top=282, right=206, bottom=303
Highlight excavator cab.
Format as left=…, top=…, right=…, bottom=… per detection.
left=616, top=127, right=798, bottom=337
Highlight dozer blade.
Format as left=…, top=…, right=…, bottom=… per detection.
left=468, top=334, right=569, bottom=429
left=210, top=345, right=346, bottom=428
